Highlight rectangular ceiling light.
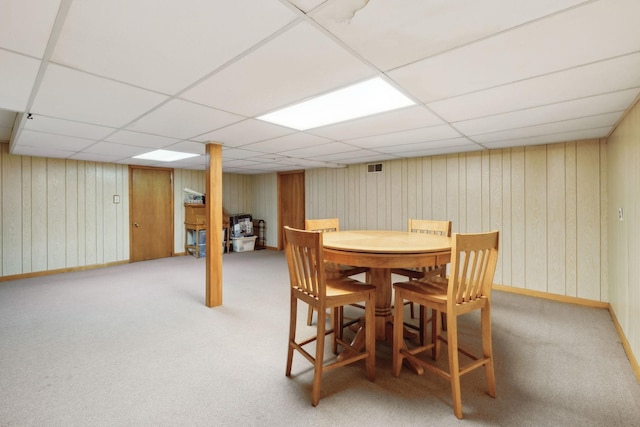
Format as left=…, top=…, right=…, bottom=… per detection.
left=133, top=149, right=199, bottom=162
left=257, top=77, right=415, bottom=130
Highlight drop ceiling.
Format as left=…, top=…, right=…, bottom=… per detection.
left=1, top=0, right=639, bottom=173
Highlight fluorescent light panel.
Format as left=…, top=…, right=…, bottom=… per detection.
left=133, top=149, right=199, bottom=162
left=257, top=77, right=415, bottom=130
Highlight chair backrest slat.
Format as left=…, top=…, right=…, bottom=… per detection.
left=306, top=218, right=340, bottom=233
left=408, top=219, right=452, bottom=236
left=285, top=226, right=326, bottom=300
left=448, top=231, right=499, bottom=305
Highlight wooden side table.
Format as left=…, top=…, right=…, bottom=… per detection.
left=184, top=204, right=231, bottom=256
left=185, top=204, right=206, bottom=258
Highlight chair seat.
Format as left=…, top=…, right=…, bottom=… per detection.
left=326, top=278, right=375, bottom=298
left=394, top=276, right=448, bottom=297
left=297, top=278, right=375, bottom=305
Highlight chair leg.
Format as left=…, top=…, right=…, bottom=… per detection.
left=446, top=313, right=463, bottom=419
left=409, top=302, right=415, bottom=319
left=419, top=305, right=427, bottom=345
left=392, top=290, right=405, bottom=377
left=432, top=308, right=441, bottom=360
left=286, top=294, right=297, bottom=377
left=332, top=307, right=340, bottom=354
left=312, top=308, right=326, bottom=407
left=482, top=306, right=496, bottom=398
left=364, top=294, right=376, bottom=381
left=307, top=304, right=314, bottom=326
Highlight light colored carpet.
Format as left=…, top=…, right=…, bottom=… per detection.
left=1, top=249, right=638, bottom=426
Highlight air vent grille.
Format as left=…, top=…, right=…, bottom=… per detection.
left=367, top=163, right=383, bottom=173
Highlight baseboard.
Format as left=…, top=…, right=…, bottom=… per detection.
left=493, top=283, right=640, bottom=384
left=0, top=260, right=129, bottom=282
left=607, top=305, right=640, bottom=384
left=492, top=284, right=609, bottom=309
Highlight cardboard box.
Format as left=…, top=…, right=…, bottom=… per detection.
left=232, top=236, right=257, bottom=252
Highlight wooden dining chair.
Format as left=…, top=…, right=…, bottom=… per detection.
left=392, top=231, right=499, bottom=419
left=305, top=218, right=369, bottom=326
left=284, top=226, right=376, bottom=406
left=392, top=219, right=452, bottom=342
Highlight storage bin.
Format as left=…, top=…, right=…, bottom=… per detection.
left=229, top=214, right=253, bottom=237
left=232, top=236, right=257, bottom=252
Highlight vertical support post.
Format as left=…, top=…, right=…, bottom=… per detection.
left=205, top=143, right=223, bottom=307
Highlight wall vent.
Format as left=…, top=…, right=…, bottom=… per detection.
left=367, top=163, right=383, bottom=173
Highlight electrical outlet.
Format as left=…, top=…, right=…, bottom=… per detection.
left=618, top=207, right=623, bottom=221
left=113, top=195, right=121, bottom=204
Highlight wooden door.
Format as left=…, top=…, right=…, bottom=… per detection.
left=278, top=170, right=305, bottom=250
left=129, top=166, right=174, bottom=262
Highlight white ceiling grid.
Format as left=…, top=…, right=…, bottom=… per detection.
left=0, top=0, right=638, bottom=173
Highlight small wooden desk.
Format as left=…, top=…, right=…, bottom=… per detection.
left=322, top=230, right=451, bottom=343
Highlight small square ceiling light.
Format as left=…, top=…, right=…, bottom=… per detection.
left=257, top=77, right=415, bottom=130
left=133, top=149, right=199, bottom=162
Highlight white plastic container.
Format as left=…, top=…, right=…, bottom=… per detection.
left=232, top=236, right=257, bottom=252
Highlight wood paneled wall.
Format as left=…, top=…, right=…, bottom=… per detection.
left=0, top=144, right=129, bottom=276
left=306, top=140, right=607, bottom=301
left=250, top=173, right=277, bottom=248
left=0, top=148, right=266, bottom=277
left=606, top=99, right=640, bottom=367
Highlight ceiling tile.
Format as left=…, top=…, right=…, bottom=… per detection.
left=0, top=0, right=61, bottom=58
left=375, top=137, right=478, bottom=154
left=166, top=141, right=207, bottom=155
left=347, top=124, right=461, bottom=149
left=482, top=127, right=611, bottom=149
left=308, top=105, right=444, bottom=141
left=310, top=148, right=388, bottom=163
left=396, top=143, right=484, bottom=159
left=30, top=65, right=168, bottom=127
left=180, top=21, right=375, bottom=116
left=18, top=130, right=96, bottom=152
left=241, top=132, right=331, bottom=154
left=221, top=147, right=267, bottom=160
left=24, top=115, right=115, bottom=140
left=12, top=145, right=76, bottom=158
left=339, top=153, right=399, bottom=164
left=312, top=0, right=589, bottom=71
left=389, top=0, right=640, bottom=102
left=472, top=113, right=621, bottom=144
left=81, top=141, right=150, bottom=157
left=283, top=141, right=360, bottom=159
left=454, top=89, right=640, bottom=136
left=0, top=51, right=41, bottom=111
left=428, top=53, right=640, bottom=122
left=160, top=156, right=206, bottom=170
left=51, top=0, right=297, bottom=94
left=70, top=152, right=126, bottom=163
left=104, top=129, right=181, bottom=148
left=198, top=119, right=295, bottom=147
left=125, top=99, right=244, bottom=140
left=286, top=0, right=325, bottom=13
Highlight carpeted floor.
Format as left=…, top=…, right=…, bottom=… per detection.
left=1, top=249, right=638, bottom=426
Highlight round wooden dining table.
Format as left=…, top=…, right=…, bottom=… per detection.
left=322, top=230, right=452, bottom=344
